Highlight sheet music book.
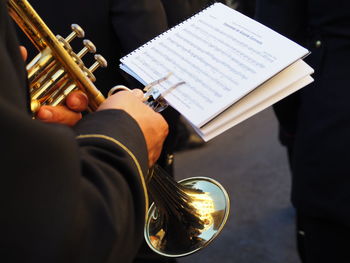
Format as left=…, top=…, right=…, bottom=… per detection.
left=120, top=3, right=314, bottom=141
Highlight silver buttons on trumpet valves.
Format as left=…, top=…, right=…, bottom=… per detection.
left=77, top=39, right=96, bottom=58
left=57, top=35, right=73, bottom=52
left=71, top=39, right=96, bottom=69
left=65, top=24, right=85, bottom=43
left=84, top=54, right=108, bottom=82
left=89, top=54, right=108, bottom=72
left=58, top=23, right=108, bottom=83
left=57, top=24, right=85, bottom=52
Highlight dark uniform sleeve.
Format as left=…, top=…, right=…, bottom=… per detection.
left=0, top=2, right=149, bottom=262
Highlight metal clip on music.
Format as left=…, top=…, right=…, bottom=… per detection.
left=108, top=72, right=177, bottom=113
left=142, top=72, right=174, bottom=113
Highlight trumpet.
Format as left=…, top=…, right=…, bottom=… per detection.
left=8, top=0, right=106, bottom=113
left=8, top=0, right=230, bottom=257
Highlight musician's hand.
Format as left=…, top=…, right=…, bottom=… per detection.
left=98, top=90, right=169, bottom=166
left=36, top=90, right=88, bottom=126
left=20, top=44, right=89, bottom=126
left=19, top=46, right=27, bottom=61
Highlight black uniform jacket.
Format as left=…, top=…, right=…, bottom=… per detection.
left=256, top=0, right=350, bottom=226
left=0, top=1, right=150, bottom=262
left=160, top=0, right=212, bottom=27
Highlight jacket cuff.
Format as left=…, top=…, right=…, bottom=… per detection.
left=73, top=109, right=149, bottom=174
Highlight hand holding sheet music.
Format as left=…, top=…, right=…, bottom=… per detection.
left=120, top=3, right=314, bottom=141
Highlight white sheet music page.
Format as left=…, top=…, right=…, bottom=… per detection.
left=120, top=3, right=309, bottom=127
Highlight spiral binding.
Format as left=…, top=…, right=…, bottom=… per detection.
left=121, top=2, right=220, bottom=61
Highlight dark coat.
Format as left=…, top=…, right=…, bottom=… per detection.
left=256, top=0, right=350, bottom=226
left=160, top=0, right=213, bottom=27
left=1, top=1, right=150, bottom=262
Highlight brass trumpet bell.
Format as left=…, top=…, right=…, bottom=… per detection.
left=145, top=166, right=230, bottom=257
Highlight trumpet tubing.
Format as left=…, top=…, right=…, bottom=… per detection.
left=8, top=0, right=106, bottom=112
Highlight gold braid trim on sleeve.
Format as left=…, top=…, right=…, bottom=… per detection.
left=77, top=134, right=149, bottom=220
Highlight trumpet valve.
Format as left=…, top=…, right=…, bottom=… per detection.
left=57, top=35, right=73, bottom=52
left=56, top=24, right=87, bottom=53
left=67, top=39, right=97, bottom=70
left=83, top=66, right=96, bottom=82
left=77, top=39, right=96, bottom=58
left=65, top=24, right=85, bottom=43
left=83, top=55, right=107, bottom=82
left=89, top=54, right=108, bottom=73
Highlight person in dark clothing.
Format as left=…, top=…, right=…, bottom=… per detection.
left=235, top=0, right=255, bottom=18
left=18, top=0, right=213, bottom=165
left=0, top=0, right=169, bottom=262
left=160, top=0, right=214, bottom=27
left=19, top=0, right=212, bottom=175
left=16, top=0, right=180, bottom=175
left=14, top=1, right=210, bottom=262
left=256, top=1, right=350, bottom=262
left=15, top=1, right=217, bottom=261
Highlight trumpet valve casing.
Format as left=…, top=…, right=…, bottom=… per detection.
left=8, top=0, right=107, bottom=112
